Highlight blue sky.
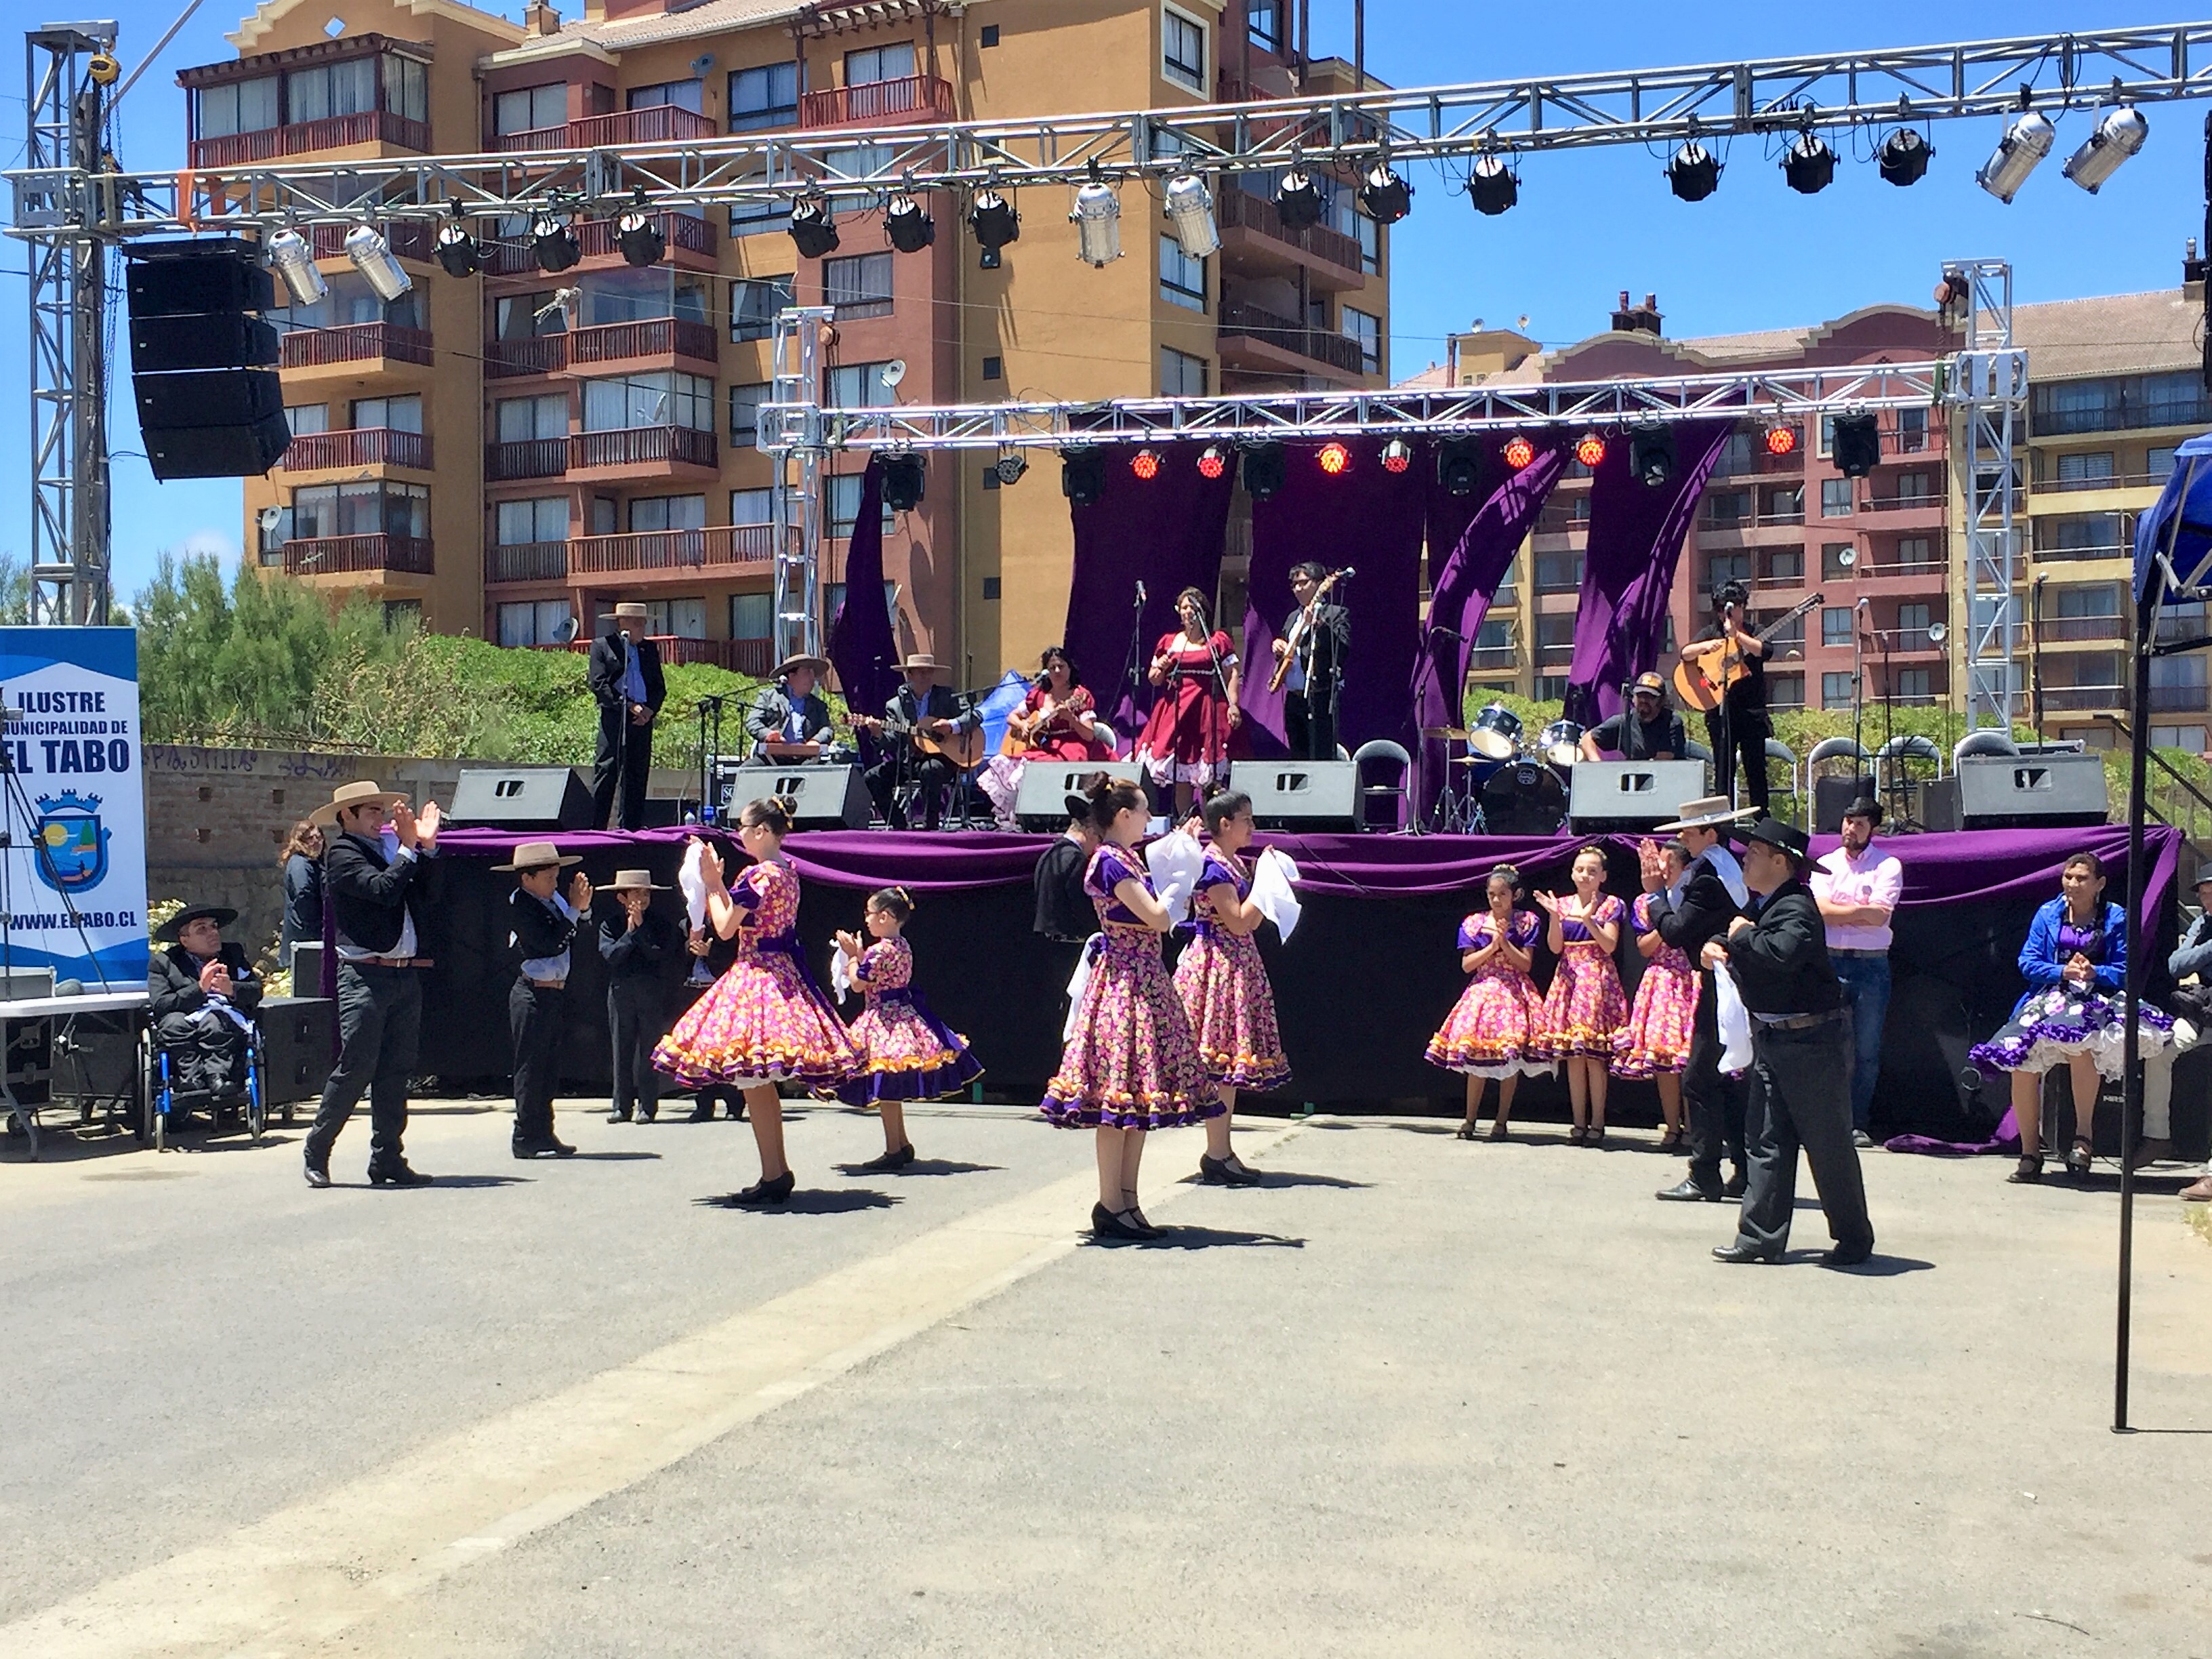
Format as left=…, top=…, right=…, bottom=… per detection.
left=0, top=1, right=2201, bottom=605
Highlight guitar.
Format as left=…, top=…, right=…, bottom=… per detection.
left=1000, top=687, right=1097, bottom=758
left=852, top=708, right=986, bottom=769
left=1672, top=592, right=1824, bottom=713
left=1267, top=567, right=1351, bottom=694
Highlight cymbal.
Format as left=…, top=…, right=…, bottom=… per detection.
left=1421, top=725, right=1470, bottom=741
left=1448, top=754, right=1497, bottom=765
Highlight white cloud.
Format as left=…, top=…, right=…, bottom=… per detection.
left=174, top=527, right=243, bottom=567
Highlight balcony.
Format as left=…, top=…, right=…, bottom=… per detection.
left=2036, top=398, right=2212, bottom=437
left=482, top=213, right=716, bottom=276
left=494, top=104, right=719, bottom=153
left=1856, top=558, right=1948, bottom=586
left=1214, top=186, right=1367, bottom=287
left=2043, top=470, right=2165, bottom=495
left=486, top=541, right=569, bottom=583
left=570, top=425, right=718, bottom=474
left=567, top=525, right=773, bottom=576
left=2033, top=542, right=2131, bottom=565
left=481, top=319, right=718, bottom=380
left=487, top=437, right=570, bottom=483
left=1216, top=300, right=1368, bottom=381
left=2041, top=614, right=2127, bottom=643
left=485, top=335, right=568, bottom=379
left=2041, top=685, right=2128, bottom=712
left=2149, top=683, right=2212, bottom=714
left=1858, top=490, right=1943, bottom=514
left=799, top=75, right=956, bottom=131
left=554, top=634, right=775, bottom=674
left=1698, top=500, right=1804, bottom=536
left=279, top=321, right=433, bottom=371
left=1464, top=646, right=1518, bottom=672
left=282, top=533, right=433, bottom=578
left=190, top=108, right=429, bottom=169
left=279, top=427, right=431, bottom=472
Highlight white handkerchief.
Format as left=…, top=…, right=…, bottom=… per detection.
left=1063, top=935, right=1102, bottom=1042
left=830, top=947, right=855, bottom=1000
left=678, top=840, right=710, bottom=930
left=1250, top=846, right=1303, bottom=942
left=1714, top=969, right=1754, bottom=1076
left=1146, top=830, right=1206, bottom=928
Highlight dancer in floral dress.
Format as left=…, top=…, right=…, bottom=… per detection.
left=1425, top=863, right=1547, bottom=1141
left=653, top=796, right=860, bottom=1205
left=833, top=886, right=983, bottom=1170
left=1613, top=839, right=1700, bottom=1151
left=1533, top=844, right=1628, bottom=1144
left=1042, top=774, right=1217, bottom=1241
left=1172, top=790, right=1290, bottom=1186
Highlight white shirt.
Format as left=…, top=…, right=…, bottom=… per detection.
left=1811, top=841, right=1903, bottom=952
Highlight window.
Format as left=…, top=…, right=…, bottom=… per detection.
left=828, top=472, right=897, bottom=537
left=581, top=371, right=714, bottom=432
left=731, top=592, right=773, bottom=641
left=495, top=497, right=567, bottom=546
left=1895, top=470, right=1934, bottom=504
left=627, top=79, right=703, bottom=112
left=1715, top=430, right=1754, bottom=476
left=1534, top=551, right=1582, bottom=592
left=1822, top=671, right=1855, bottom=711
left=1535, top=613, right=1574, bottom=659
left=1248, top=0, right=1284, bottom=51
left=578, top=268, right=708, bottom=327
left=286, top=57, right=376, bottom=123
left=729, top=62, right=799, bottom=131
left=2047, top=513, right=2123, bottom=556
left=729, top=382, right=770, bottom=444
left=2152, top=724, right=2208, bottom=754
left=2056, top=451, right=2115, bottom=485
left=1704, top=550, right=1752, bottom=590
left=2054, top=584, right=2121, bottom=618
left=647, top=598, right=709, bottom=638
left=824, top=252, right=894, bottom=318
left=828, top=362, right=900, bottom=409
left=2150, top=445, right=2180, bottom=477
left=1162, top=7, right=1208, bottom=92
left=1897, top=602, right=1933, bottom=651
left=730, top=186, right=785, bottom=239
left=1764, top=485, right=1803, bottom=521
left=1534, top=676, right=1568, bottom=702
left=1474, top=618, right=1512, bottom=651
left=258, top=507, right=291, bottom=562
left=1820, top=478, right=1853, bottom=518
left=496, top=394, right=567, bottom=443
left=822, top=579, right=897, bottom=625
left=1767, top=674, right=1805, bottom=710
left=1894, top=668, right=1933, bottom=704
left=591, top=496, right=618, bottom=535
left=383, top=54, right=428, bottom=125
left=350, top=394, right=422, bottom=433
left=1821, top=606, right=1853, bottom=648
left=1159, top=234, right=1206, bottom=310
left=1756, top=607, right=1805, bottom=651
left=1161, top=346, right=1208, bottom=397
left=383, top=600, right=422, bottom=632
left=1705, top=489, right=1753, bottom=528
left=288, top=480, right=428, bottom=540
left=497, top=600, right=573, bottom=649
left=1765, top=548, right=1803, bottom=583
left=195, top=75, right=278, bottom=138
left=1342, top=306, right=1382, bottom=374
left=495, top=291, right=567, bottom=341
left=1896, top=535, right=1936, bottom=572
left=493, top=83, right=565, bottom=138
left=982, top=355, right=1003, bottom=381
left=980, top=23, right=1001, bottom=47
left=733, top=274, right=797, bottom=341
left=628, top=495, right=706, bottom=533
left=285, top=403, right=329, bottom=438
left=844, top=42, right=917, bottom=85
left=1898, top=407, right=1928, bottom=453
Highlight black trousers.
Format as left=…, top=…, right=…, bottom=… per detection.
left=1704, top=710, right=1770, bottom=812
left=510, top=979, right=567, bottom=1143
left=607, top=978, right=666, bottom=1118
left=593, top=707, right=655, bottom=831
left=304, top=963, right=422, bottom=1168
left=155, top=1011, right=249, bottom=1099
left=1683, top=970, right=1747, bottom=1191
left=1734, top=1019, right=1875, bottom=1257
left=866, top=751, right=958, bottom=830
left=1284, top=689, right=1338, bottom=762
left=680, top=981, right=744, bottom=1117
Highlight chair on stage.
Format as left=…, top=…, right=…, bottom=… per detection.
left=1351, top=739, right=1412, bottom=834
left=1763, top=736, right=1800, bottom=808
left=1875, top=733, right=1945, bottom=824
left=1952, top=728, right=2020, bottom=767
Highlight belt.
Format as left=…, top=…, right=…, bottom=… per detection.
left=1760, top=1008, right=1845, bottom=1031
left=1830, top=947, right=1891, bottom=959
left=343, top=955, right=422, bottom=969
left=526, top=977, right=567, bottom=991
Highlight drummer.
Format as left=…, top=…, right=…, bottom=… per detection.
left=1579, top=672, right=1686, bottom=762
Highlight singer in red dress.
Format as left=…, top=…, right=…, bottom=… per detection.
left=1136, top=588, right=1241, bottom=817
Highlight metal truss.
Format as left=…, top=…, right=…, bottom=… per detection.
left=12, top=24, right=2212, bottom=237
left=1949, top=260, right=2027, bottom=731
left=768, top=307, right=833, bottom=661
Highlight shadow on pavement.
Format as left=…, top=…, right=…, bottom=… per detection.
left=1198, top=1170, right=1371, bottom=1191
left=832, top=1160, right=1004, bottom=1178
left=562, top=1151, right=662, bottom=1162
left=1814, top=1253, right=1934, bottom=1275
left=1092, top=1225, right=1306, bottom=1250
left=695, top=1188, right=899, bottom=1214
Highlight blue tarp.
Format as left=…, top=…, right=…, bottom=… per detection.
left=2131, top=430, right=2212, bottom=606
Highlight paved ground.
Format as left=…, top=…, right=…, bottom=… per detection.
left=4, top=1097, right=2210, bottom=1658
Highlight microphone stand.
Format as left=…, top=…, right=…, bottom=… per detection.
left=695, top=693, right=728, bottom=823
left=1851, top=605, right=1870, bottom=799
left=1116, top=582, right=1151, bottom=741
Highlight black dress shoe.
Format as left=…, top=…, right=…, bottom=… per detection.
left=303, top=1160, right=331, bottom=1189
left=855, top=1143, right=916, bottom=1174
left=638, top=1107, right=657, bottom=1124
left=512, top=1137, right=578, bottom=1159
left=1721, top=1170, right=1748, bottom=1199
left=733, top=1170, right=796, bottom=1206
left=685, top=1103, right=715, bottom=1124
left=1197, top=1153, right=1236, bottom=1185
left=1090, top=1202, right=1143, bottom=1241
left=1122, top=1205, right=1164, bottom=1239
left=1712, top=1241, right=1780, bottom=1265
left=367, top=1161, right=432, bottom=1187
left=1656, top=1178, right=1722, bottom=1203
left=607, top=1108, right=632, bottom=1124
left=1821, top=1240, right=1875, bottom=1267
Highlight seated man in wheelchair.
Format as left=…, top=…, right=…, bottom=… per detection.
left=148, top=904, right=264, bottom=1127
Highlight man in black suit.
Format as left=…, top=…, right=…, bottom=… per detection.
left=863, top=653, right=979, bottom=830
left=148, top=904, right=264, bottom=1126
left=1648, top=796, right=1756, bottom=1205
left=496, top=839, right=592, bottom=1158
left=1273, top=562, right=1349, bottom=762
left=301, top=779, right=440, bottom=1188
left=745, top=653, right=835, bottom=764
left=588, top=601, right=665, bottom=831
left=1704, top=816, right=1875, bottom=1267
left=1683, top=580, right=1770, bottom=811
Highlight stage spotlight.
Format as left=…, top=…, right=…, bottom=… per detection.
left=433, top=215, right=481, bottom=278
left=1502, top=434, right=1535, bottom=472
left=1359, top=160, right=1413, bottom=225
left=531, top=210, right=581, bottom=273
left=789, top=194, right=840, bottom=259
left=1380, top=437, right=1414, bottom=474
left=1574, top=432, right=1607, bottom=468
left=1468, top=153, right=1519, bottom=216
left=1275, top=166, right=1325, bottom=228
left=1130, top=447, right=1162, bottom=480
left=1832, top=411, right=1881, bottom=478
left=1629, top=424, right=1675, bottom=488
left=1242, top=441, right=1286, bottom=501
left=343, top=224, right=412, bottom=302
left=994, top=447, right=1028, bottom=487
left=1071, top=171, right=1122, bottom=268
left=885, top=190, right=936, bottom=252
left=1317, top=441, right=1352, bottom=476
left=1438, top=438, right=1482, bottom=497
left=1763, top=423, right=1799, bottom=457
left=882, top=452, right=925, bottom=512
left=1877, top=127, right=1934, bottom=187
left=264, top=226, right=327, bottom=306
left=1165, top=173, right=1219, bottom=259
left=1781, top=131, right=1836, bottom=194
left=2064, top=104, right=2149, bottom=193
left=615, top=199, right=666, bottom=267
left=968, top=187, right=1021, bottom=269
left=1196, top=443, right=1229, bottom=480
left=1062, top=446, right=1105, bottom=506
left=1664, top=141, right=1721, bottom=203
left=1976, top=107, right=2055, bottom=203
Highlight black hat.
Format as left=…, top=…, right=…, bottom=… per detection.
left=2194, top=860, right=2212, bottom=888
left=1063, top=792, right=1092, bottom=825
left=1841, top=792, right=1884, bottom=826
left=1739, top=816, right=1810, bottom=863
left=155, top=904, right=237, bottom=944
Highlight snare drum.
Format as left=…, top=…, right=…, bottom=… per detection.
left=1468, top=703, right=1525, bottom=760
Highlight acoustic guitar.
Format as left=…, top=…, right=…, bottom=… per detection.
left=1000, top=689, right=1097, bottom=758
left=1267, top=567, right=1351, bottom=694
left=1671, top=592, right=1824, bottom=713
left=852, top=708, right=986, bottom=769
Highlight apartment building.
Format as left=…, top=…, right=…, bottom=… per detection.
left=187, top=0, right=1391, bottom=680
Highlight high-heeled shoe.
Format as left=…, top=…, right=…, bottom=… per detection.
left=1121, top=1205, right=1164, bottom=1239
left=1585, top=1124, right=1606, bottom=1147
left=1568, top=1124, right=1588, bottom=1145
left=1454, top=1122, right=1480, bottom=1141
left=1090, top=1202, right=1145, bottom=1241
left=2008, top=1153, right=2044, bottom=1184
left=1486, top=1119, right=1509, bottom=1142
left=1656, top=1126, right=1684, bottom=1153
left=2066, top=1139, right=2095, bottom=1177
left=1199, top=1152, right=1240, bottom=1181
left=733, top=1170, right=796, bottom=1206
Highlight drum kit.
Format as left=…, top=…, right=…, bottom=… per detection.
left=1422, top=703, right=1582, bottom=834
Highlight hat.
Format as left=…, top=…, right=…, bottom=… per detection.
left=1063, top=792, right=1093, bottom=824
left=1739, top=816, right=1811, bottom=863
left=2194, top=860, right=2212, bottom=888
left=1841, top=792, right=1885, bottom=826
left=491, top=840, right=583, bottom=872
left=607, top=868, right=668, bottom=892
left=1631, top=672, right=1666, bottom=697
left=612, top=602, right=649, bottom=620
left=309, top=778, right=406, bottom=828
left=1654, top=796, right=1760, bottom=833
left=900, top=651, right=941, bottom=672
left=774, top=653, right=830, bottom=680
left=155, top=904, right=237, bottom=943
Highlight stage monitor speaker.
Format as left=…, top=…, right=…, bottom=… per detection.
left=1229, top=760, right=1357, bottom=830
left=745, top=765, right=871, bottom=830
left=125, top=240, right=274, bottom=316
left=130, top=313, right=279, bottom=373
left=449, top=766, right=597, bottom=831
left=1565, top=760, right=1708, bottom=833
left=1934, top=754, right=2110, bottom=830
left=142, top=411, right=291, bottom=481
left=290, top=943, right=323, bottom=994
left=258, top=994, right=336, bottom=1107
left=1014, top=760, right=1143, bottom=831
left=1812, top=773, right=1868, bottom=835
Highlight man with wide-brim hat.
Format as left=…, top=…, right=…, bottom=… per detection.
left=1703, top=815, right=1875, bottom=1267
left=495, top=840, right=592, bottom=1157
left=147, top=904, right=263, bottom=1130
left=598, top=867, right=681, bottom=1124
left=302, top=779, right=441, bottom=1189
left=746, top=652, right=835, bottom=765
left=586, top=602, right=665, bottom=832
left=1811, top=790, right=1903, bottom=1148
left=1648, top=796, right=1760, bottom=1206
left=859, top=651, right=981, bottom=831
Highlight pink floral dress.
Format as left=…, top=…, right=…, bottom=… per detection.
left=1611, top=890, right=1698, bottom=1079
left=1425, top=909, right=1549, bottom=1078
left=1171, top=848, right=1292, bottom=1092
left=1531, top=893, right=1628, bottom=1060
left=836, top=936, right=983, bottom=1107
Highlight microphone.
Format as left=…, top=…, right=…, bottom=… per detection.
left=1135, top=580, right=1147, bottom=604
left=1338, top=567, right=1357, bottom=579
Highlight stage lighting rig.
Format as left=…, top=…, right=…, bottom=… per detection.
left=1242, top=441, right=1286, bottom=501
left=1439, top=438, right=1483, bottom=495
left=885, top=190, right=936, bottom=252
left=1575, top=432, right=1608, bottom=468
left=531, top=210, right=581, bottom=273
left=1275, top=165, right=1325, bottom=228
left=1781, top=130, right=1836, bottom=194
left=1071, top=165, right=1122, bottom=267
left=1629, top=423, right=1675, bottom=487
left=1196, top=443, right=1230, bottom=480
left=1832, top=410, right=1881, bottom=478
left=1665, top=140, right=1721, bottom=202
left=882, top=452, right=926, bottom=511
left=968, top=185, right=1020, bottom=269
left=1062, top=447, right=1105, bottom=506
left=264, top=226, right=327, bottom=306
left=1467, top=152, right=1519, bottom=216
left=1165, top=173, right=1220, bottom=258
left=1877, top=125, right=1934, bottom=187
left=1381, top=437, right=1414, bottom=473
left=1130, top=447, right=1162, bottom=480
left=790, top=194, right=840, bottom=259
left=994, top=448, right=1028, bottom=487
left=1502, top=434, right=1535, bottom=471
left=615, top=193, right=665, bottom=266
left=433, top=211, right=481, bottom=278
left=2064, top=102, right=2148, bottom=192
left=344, top=224, right=412, bottom=302
left=1359, top=159, right=1414, bottom=225
left=1976, top=101, right=2055, bottom=203
left=1763, top=423, right=1799, bottom=457
left=1317, top=442, right=1352, bottom=476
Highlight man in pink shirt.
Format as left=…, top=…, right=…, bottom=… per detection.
left=1811, top=792, right=1904, bottom=1147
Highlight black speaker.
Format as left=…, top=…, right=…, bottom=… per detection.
left=125, top=240, right=275, bottom=315
left=258, top=994, right=335, bottom=1107
left=1812, top=772, right=1865, bottom=834
left=449, top=767, right=598, bottom=830
left=1228, top=760, right=1356, bottom=830
left=142, top=413, right=293, bottom=481
left=747, top=765, right=871, bottom=830
left=1015, top=760, right=1143, bottom=831
left=127, top=237, right=289, bottom=483
left=129, top=312, right=279, bottom=373
left=1566, top=760, right=1707, bottom=833
left=1925, top=754, right=2110, bottom=831
left=134, top=367, right=283, bottom=428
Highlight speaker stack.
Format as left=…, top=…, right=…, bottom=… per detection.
left=1565, top=760, right=1708, bottom=834
left=1921, top=754, right=2111, bottom=832
left=125, top=239, right=289, bottom=480
left=449, top=768, right=598, bottom=831
left=1014, top=760, right=1143, bottom=831
left=1228, top=760, right=1357, bottom=831
left=743, top=766, right=872, bottom=830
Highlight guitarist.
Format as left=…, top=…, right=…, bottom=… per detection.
left=861, top=651, right=981, bottom=830
left=1683, top=579, right=1772, bottom=812
left=1273, top=562, right=1350, bottom=762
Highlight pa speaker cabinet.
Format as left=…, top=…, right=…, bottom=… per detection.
left=258, top=995, right=335, bottom=1107
left=1015, top=760, right=1143, bottom=831
left=142, top=411, right=291, bottom=481
left=1566, top=760, right=1708, bottom=833
left=450, top=766, right=597, bottom=830
left=125, top=239, right=274, bottom=316
left=129, top=314, right=279, bottom=374
left=134, top=366, right=283, bottom=429
left=1229, top=760, right=1357, bottom=830
left=749, top=765, right=871, bottom=830
left=1950, top=754, right=2110, bottom=829
left=1813, top=773, right=1870, bottom=835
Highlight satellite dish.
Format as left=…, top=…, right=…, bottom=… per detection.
left=552, top=615, right=580, bottom=645
left=1927, top=620, right=1948, bottom=644
left=690, top=53, right=715, bottom=74
left=880, top=359, right=907, bottom=389
left=255, top=506, right=283, bottom=532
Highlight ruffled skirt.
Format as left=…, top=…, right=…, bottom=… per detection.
left=652, top=951, right=860, bottom=1092
left=1969, top=985, right=2174, bottom=1079
left=1532, top=945, right=1627, bottom=1059
left=1042, top=933, right=1219, bottom=1129
left=1612, top=958, right=1698, bottom=1079
left=837, top=991, right=983, bottom=1107
left=1172, top=928, right=1292, bottom=1092
left=1425, top=967, right=1549, bottom=1078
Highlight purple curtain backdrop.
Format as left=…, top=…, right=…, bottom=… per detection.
left=1060, top=445, right=1237, bottom=734
left=826, top=457, right=901, bottom=720
left=1412, top=435, right=1572, bottom=819
left=1242, top=438, right=1429, bottom=757
left=1562, top=419, right=1736, bottom=726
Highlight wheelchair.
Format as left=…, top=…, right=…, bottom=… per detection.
left=140, top=1017, right=274, bottom=1151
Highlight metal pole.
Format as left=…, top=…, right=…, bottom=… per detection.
left=2117, top=527, right=2162, bottom=1433
left=1355, top=0, right=1365, bottom=91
